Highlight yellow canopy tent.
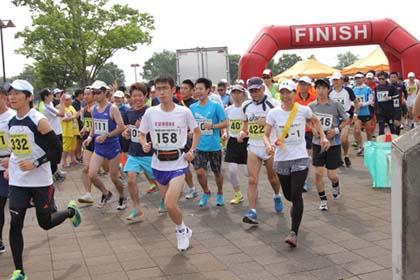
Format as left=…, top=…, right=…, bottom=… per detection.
left=273, top=59, right=337, bottom=81
left=342, top=48, right=389, bottom=75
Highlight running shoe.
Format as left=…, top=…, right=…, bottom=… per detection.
left=126, top=208, right=144, bottom=221
left=303, top=182, right=310, bottom=193
left=97, top=191, right=113, bottom=208
left=185, top=187, right=198, bottom=199
left=357, top=147, right=364, bottom=156
left=199, top=193, right=210, bottom=207
left=319, top=200, right=328, bottom=211
left=0, top=240, right=5, bottom=253
left=53, top=172, right=66, bottom=183
left=146, top=184, right=158, bottom=193
left=344, top=156, right=351, bottom=168
left=176, top=226, right=192, bottom=251
left=158, top=198, right=167, bottom=214
left=10, top=270, right=27, bottom=280
left=332, top=185, right=342, bottom=200
left=216, top=193, right=224, bottom=206
left=274, top=195, right=284, bottom=213
left=242, top=209, right=258, bottom=224
left=117, top=197, right=127, bottom=210
left=78, top=193, right=94, bottom=204
left=67, top=200, right=81, bottom=227
left=284, top=231, right=298, bottom=247
left=230, top=191, right=244, bottom=205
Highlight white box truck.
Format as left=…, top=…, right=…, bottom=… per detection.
left=176, top=47, right=230, bottom=85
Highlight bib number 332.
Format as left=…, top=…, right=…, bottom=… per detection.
left=10, top=134, right=31, bottom=155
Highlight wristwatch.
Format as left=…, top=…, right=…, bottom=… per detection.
left=33, top=159, right=41, bottom=168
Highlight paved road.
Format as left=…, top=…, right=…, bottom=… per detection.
left=0, top=152, right=392, bottom=280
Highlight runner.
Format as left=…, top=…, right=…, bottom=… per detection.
left=77, top=87, right=98, bottom=204
left=223, top=84, right=248, bottom=204
left=179, top=79, right=198, bottom=200
left=6, top=80, right=81, bottom=280
left=329, top=72, right=357, bottom=167
left=122, top=82, right=157, bottom=221
left=309, top=78, right=348, bottom=211
left=264, top=80, right=329, bottom=247
left=37, top=88, right=66, bottom=181
left=294, top=76, right=317, bottom=191
left=83, top=80, right=126, bottom=209
left=262, top=69, right=279, bottom=100
left=374, top=71, right=399, bottom=135
left=0, top=86, right=15, bottom=254
left=353, top=72, right=375, bottom=155
left=217, top=81, right=231, bottom=108
left=60, top=94, right=80, bottom=168
left=390, top=72, right=406, bottom=135
left=239, top=77, right=283, bottom=225
left=138, top=75, right=200, bottom=251
left=190, top=78, right=228, bottom=207
left=404, top=72, right=420, bottom=129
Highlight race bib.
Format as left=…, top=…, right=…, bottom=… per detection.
left=407, top=85, right=417, bottom=95
left=0, top=132, right=9, bottom=150
left=315, top=113, right=333, bottom=131
left=84, top=117, right=93, bottom=132
left=93, top=119, right=109, bottom=135
left=155, top=127, right=181, bottom=149
left=197, top=119, right=213, bottom=136
left=229, top=120, right=242, bottom=135
left=357, top=95, right=366, bottom=103
left=280, top=125, right=303, bottom=144
left=129, top=125, right=140, bottom=143
left=248, top=121, right=264, bottom=140
left=377, top=91, right=388, bottom=102
left=393, top=98, right=400, bottom=108
left=10, top=134, right=31, bottom=156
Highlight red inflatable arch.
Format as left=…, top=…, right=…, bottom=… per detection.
left=239, top=18, right=420, bottom=81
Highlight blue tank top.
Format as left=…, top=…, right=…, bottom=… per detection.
left=93, top=103, right=118, bottom=144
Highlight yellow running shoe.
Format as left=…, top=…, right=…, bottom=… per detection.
left=230, top=191, right=244, bottom=205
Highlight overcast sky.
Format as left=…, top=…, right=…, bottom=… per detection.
left=1, top=0, right=419, bottom=85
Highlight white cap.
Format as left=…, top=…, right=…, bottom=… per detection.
left=366, top=72, right=374, bottom=79
left=6, top=80, right=34, bottom=95
left=219, top=79, right=228, bottom=84
left=298, top=76, right=312, bottom=85
left=89, top=80, right=110, bottom=90
left=354, top=73, right=365, bottom=78
left=230, top=84, right=245, bottom=92
left=331, top=72, right=343, bottom=80
left=278, top=80, right=296, bottom=92
left=113, top=90, right=125, bottom=98
left=236, top=79, right=245, bottom=85
left=408, top=72, right=415, bottom=78
left=52, top=88, right=63, bottom=95
left=63, top=93, right=72, bottom=100
left=262, top=69, right=272, bottom=76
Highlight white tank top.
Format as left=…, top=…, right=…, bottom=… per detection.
left=8, top=109, right=53, bottom=187
left=0, top=108, right=15, bottom=171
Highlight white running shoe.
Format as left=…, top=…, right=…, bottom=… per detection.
left=332, top=186, right=342, bottom=200
left=117, top=197, right=127, bottom=210
left=185, top=188, right=198, bottom=200
left=319, top=200, right=328, bottom=211
left=78, top=193, right=94, bottom=204
left=176, top=227, right=192, bottom=251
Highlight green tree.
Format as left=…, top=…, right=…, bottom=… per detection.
left=96, top=62, right=125, bottom=86
left=142, top=50, right=176, bottom=81
left=336, top=51, right=359, bottom=69
left=229, top=54, right=241, bottom=82
left=13, top=0, right=154, bottom=87
left=272, top=54, right=302, bottom=75
left=9, top=64, right=36, bottom=87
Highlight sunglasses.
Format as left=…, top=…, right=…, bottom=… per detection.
left=92, top=90, right=103, bottom=95
left=378, top=78, right=386, bottom=81
left=262, top=76, right=271, bottom=79
left=354, top=77, right=362, bottom=80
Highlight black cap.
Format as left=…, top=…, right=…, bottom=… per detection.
left=315, top=78, right=330, bottom=89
